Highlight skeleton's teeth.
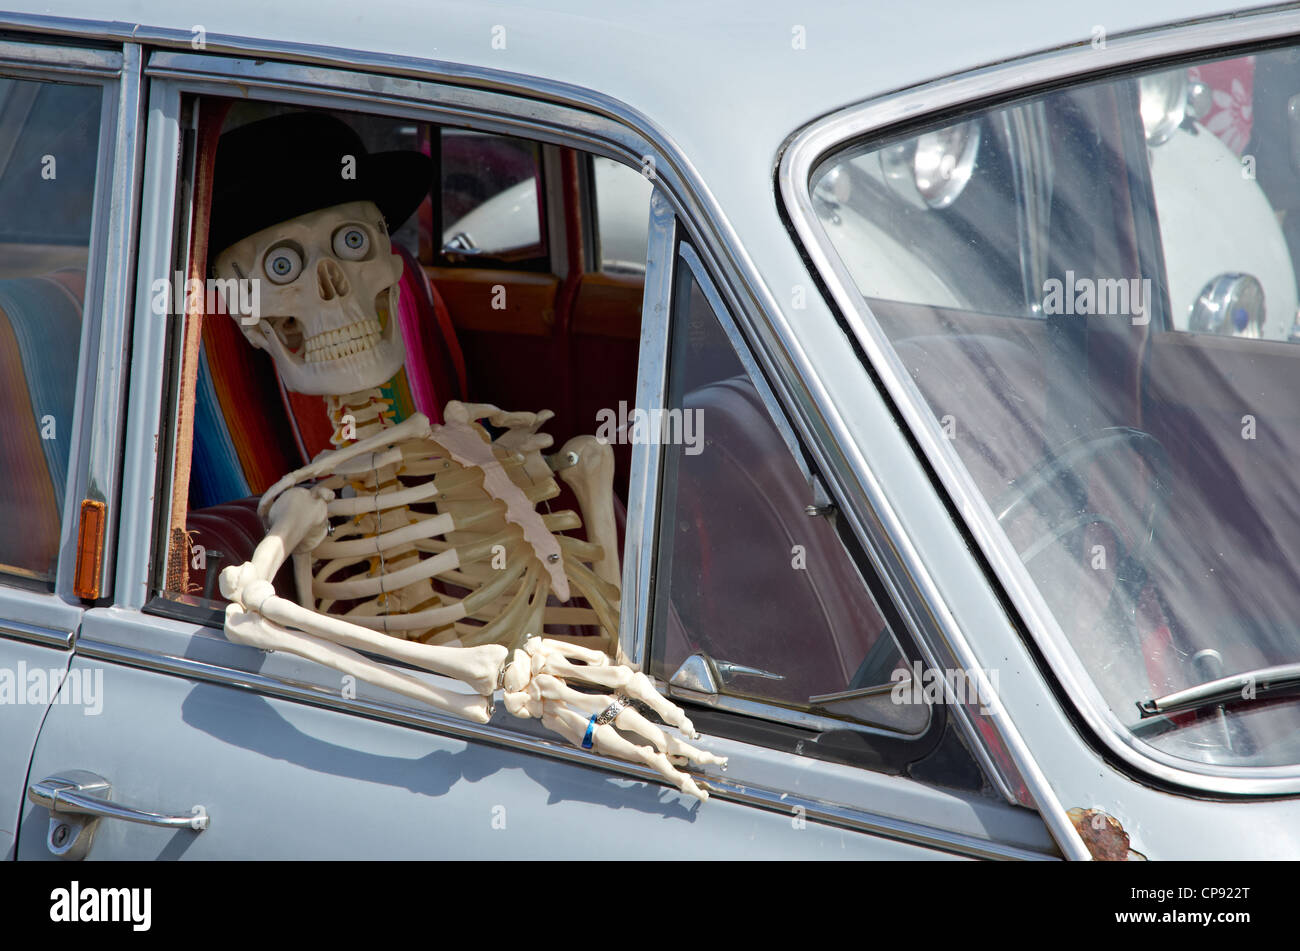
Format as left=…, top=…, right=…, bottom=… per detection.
left=302, top=319, right=384, bottom=364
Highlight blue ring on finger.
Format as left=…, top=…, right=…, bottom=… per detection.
left=582, top=714, right=598, bottom=749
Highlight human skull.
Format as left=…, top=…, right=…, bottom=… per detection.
left=213, top=200, right=406, bottom=395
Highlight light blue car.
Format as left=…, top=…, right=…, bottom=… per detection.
left=3, top=0, right=1300, bottom=861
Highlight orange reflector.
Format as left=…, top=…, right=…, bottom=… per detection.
left=73, top=499, right=107, bottom=600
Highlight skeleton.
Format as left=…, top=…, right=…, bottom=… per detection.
left=211, top=200, right=724, bottom=800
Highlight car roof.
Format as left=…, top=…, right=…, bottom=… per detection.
left=4, top=0, right=1270, bottom=274
left=12, top=1, right=1263, bottom=151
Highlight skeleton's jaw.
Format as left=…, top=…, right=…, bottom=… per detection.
left=258, top=292, right=405, bottom=395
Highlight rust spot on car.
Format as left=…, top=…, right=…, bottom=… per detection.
left=1067, top=807, right=1146, bottom=861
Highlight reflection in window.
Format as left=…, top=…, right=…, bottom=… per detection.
left=440, top=130, right=544, bottom=263
left=0, top=77, right=102, bottom=583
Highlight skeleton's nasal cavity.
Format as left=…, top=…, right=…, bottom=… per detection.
left=317, top=258, right=351, bottom=300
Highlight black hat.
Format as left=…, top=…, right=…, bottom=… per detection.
left=208, top=111, right=432, bottom=258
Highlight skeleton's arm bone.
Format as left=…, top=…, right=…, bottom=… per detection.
left=225, top=604, right=493, bottom=723
left=234, top=577, right=507, bottom=695
left=220, top=487, right=332, bottom=601
left=557, top=435, right=621, bottom=587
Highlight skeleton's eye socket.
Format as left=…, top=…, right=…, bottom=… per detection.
left=332, top=225, right=371, bottom=260
left=264, top=244, right=304, bottom=284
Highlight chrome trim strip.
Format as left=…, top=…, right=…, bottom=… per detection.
left=621, top=189, right=677, bottom=666
left=76, top=42, right=146, bottom=603
left=113, top=79, right=183, bottom=610
left=781, top=8, right=1300, bottom=799
left=74, top=636, right=1055, bottom=861
left=143, top=53, right=641, bottom=162
left=675, top=689, right=928, bottom=739
left=0, top=38, right=121, bottom=77
left=0, top=619, right=74, bottom=651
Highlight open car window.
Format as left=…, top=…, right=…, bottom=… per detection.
left=152, top=97, right=648, bottom=669
left=811, top=45, right=1300, bottom=771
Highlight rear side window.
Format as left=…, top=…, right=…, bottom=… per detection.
left=0, top=76, right=102, bottom=585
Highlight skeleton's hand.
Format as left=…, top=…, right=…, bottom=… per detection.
left=501, top=637, right=727, bottom=801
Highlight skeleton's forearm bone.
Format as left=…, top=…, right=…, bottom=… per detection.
left=225, top=605, right=493, bottom=722
left=237, top=580, right=506, bottom=694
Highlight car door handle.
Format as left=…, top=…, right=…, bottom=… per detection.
left=27, top=770, right=208, bottom=859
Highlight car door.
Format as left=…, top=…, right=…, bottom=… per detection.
left=18, top=46, right=998, bottom=859
left=0, top=39, right=131, bottom=860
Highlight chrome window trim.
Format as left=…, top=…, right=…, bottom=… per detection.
left=56, top=38, right=1059, bottom=841
left=621, top=189, right=677, bottom=666
left=72, top=633, right=1056, bottom=861
left=666, top=241, right=932, bottom=740
left=0, top=38, right=121, bottom=78
left=71, top=42, right=146, bottom=604
left=114, top=74, right=184, bottom=611
left=781, top=9, right=1300, bottom=796
left=0, top=619, right=74, bottom=651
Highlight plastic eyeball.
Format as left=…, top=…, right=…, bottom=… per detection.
left=332, top=225, right=371, bottom=260
left=264, top=244, right=303, bottom=284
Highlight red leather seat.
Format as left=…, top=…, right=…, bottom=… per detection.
left=186, top=497, right=296, bottom=603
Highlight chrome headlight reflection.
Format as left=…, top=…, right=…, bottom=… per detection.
left=1139, top=69, right=1189, bottom=146
left=1190, top=272, right=1266, bottom=337
left=880, top=120, right=981, bottom=210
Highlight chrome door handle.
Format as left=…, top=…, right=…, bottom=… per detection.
left=27, top=770, right=208, bottom=859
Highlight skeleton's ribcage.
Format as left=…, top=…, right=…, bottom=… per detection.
left=306, top=437, right=619, bottom=653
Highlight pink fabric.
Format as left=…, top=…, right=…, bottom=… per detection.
left=395, top=249, right=441, bottom=422
left=1189, top=57, right=1255, bottom=155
